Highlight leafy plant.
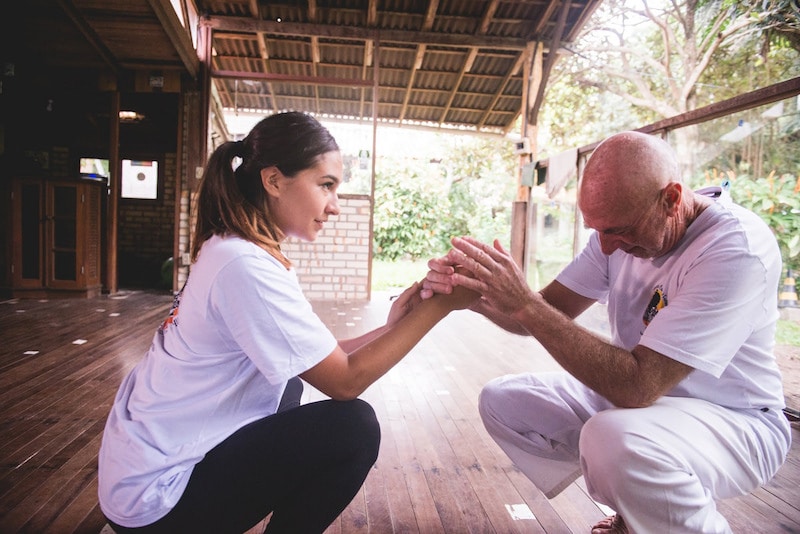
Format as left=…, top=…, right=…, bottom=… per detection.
left=372, top=136, right=517, bottom=262
left=373, top=168, right=453, bottom=261
left=725, top=171, right=800, bottom=274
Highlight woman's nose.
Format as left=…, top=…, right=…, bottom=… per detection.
left=328, top=195, right=341, bottom=216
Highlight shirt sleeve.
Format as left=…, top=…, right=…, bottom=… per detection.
left=556, top=232, right=611, bottom=302
left=209, top=253, right=338, bottom=384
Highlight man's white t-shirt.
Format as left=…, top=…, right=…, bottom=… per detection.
left=98, top=234, right=337, bottom=527
left=557, top=193, right=785, bottom=411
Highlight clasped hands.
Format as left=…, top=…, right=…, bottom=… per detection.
left=420, top=236, right=532, bottom=317
left=386, top=236, right=531, bottom=327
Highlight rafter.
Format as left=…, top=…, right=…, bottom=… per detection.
left=529, top=0, right=571, bottom=125
left=203, top=15, right=529, bottom=50
left=247, top=0, right=277, bottom=113
left=477, top=51, right=525, bottom=130
left=55, top=0, right=123, bottom=76
left=437, top=0, right=500, bottom=126
left=146, top=0, right=199, bottom=77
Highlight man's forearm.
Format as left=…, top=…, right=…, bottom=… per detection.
left=472, top=300, right=529, bottom=335
left=511, top=293, right=643, bottom=406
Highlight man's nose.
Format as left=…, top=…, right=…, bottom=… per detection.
left=599, top=234, right=622, bottom=255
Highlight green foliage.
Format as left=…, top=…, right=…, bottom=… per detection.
left=727, top=172, right=800, bottom=273
left=373, top=169, right=448, bottom=260
left=439, top=136, right=518, bottom=248
left=536, top=0, right=800, bottom=157
left=371, top=259, right=430, bottom=291
left=372, top=136, right=518, bottom=261
left=776, top=319, right=800, bottom=346
left=693, top=169, right=800, bottom=273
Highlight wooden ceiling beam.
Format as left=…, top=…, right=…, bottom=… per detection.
left=212, top=69, right=374, bottom=87
left=203, top=15, right=529, bottom=50
left=437, top=0, right=499, bottom=125
left=211, top=55, right=234, bottom=110
left=146, top=0, right=199, bottom=77
left=423, top=0, right=439, bottom=30
left=529, top=0, right=570, bottom=125
left=245, top=0, right=277, bottom=113
left=55, top=0, right=123, bottom=76
left=213, top=33, right=529, bottom=58
left=477, top=51, right=523, bottom=129
left=308, top=1, right=321, bottom=114
left=398, top=0, right=437, bottom=122
left=399, top=45, right=425, bottom=122
left=478, top=0, right=500, bottom=34
left=533, top=0, right=560, bottom=36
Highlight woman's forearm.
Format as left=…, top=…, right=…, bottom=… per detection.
left=343, top=296, right=452, bottom=394
left=338, top=325, right=389, bottom=354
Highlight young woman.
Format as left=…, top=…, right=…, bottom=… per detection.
left=98, top=112, right=476, bottom=533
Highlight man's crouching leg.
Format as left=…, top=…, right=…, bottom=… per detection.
left=579, top=399, right=740, bottom=534
left=478, top=372, right=609, bottom=498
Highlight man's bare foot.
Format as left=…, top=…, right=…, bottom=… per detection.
left=591, top=514, right=628, bottom=533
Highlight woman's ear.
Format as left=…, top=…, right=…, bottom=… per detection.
left=261, top=167, right=282, bottom=196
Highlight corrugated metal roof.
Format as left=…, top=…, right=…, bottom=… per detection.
left=202, top=0, right=603, bottom=135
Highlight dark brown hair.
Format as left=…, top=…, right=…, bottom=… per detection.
left=191, top=112, right=339, bottom=266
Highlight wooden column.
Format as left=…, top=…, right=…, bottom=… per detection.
left=510, top=41, right=543, bottom=272
left=106, top=89, right=120, bottom=294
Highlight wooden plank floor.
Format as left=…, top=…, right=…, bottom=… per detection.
left=0, top=290, right=798, bottom=534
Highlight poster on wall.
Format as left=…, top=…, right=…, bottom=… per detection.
left=122, top=159, right=159, bottom=199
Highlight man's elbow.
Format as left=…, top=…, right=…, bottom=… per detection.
left=609, top=388, right=660, bottom=409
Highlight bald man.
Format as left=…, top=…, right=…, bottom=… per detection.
left=422, top=132, right=790, bottom=533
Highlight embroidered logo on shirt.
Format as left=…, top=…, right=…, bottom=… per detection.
left=159, top=286, right=184, bottom=333
left=642, top=286, right=667, bottom=326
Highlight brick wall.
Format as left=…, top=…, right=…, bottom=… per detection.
left=117, top=153, right=176, bottom=288
left=178, top=192, right=373, bottom=300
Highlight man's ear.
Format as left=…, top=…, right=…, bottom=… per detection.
left=664, top=182, right=683, bottom=214
left=261, top=167, right=281, bottom=196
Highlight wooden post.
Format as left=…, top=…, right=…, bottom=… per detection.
left=106, top=89, right=120, bottom=294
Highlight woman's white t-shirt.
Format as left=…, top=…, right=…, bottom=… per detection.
left=98, top=234, right=337, bottom=527
left=557, top=194, right=785, bottom=411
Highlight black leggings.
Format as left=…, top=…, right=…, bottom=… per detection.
left=108, top=380, right=381, bottom=534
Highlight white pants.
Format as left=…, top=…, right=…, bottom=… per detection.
left=478, top=372, right=791, bottom=533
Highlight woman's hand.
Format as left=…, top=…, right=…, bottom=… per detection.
left=386, top=281, right=423, bottom=327
left=437, top=276, right=480, bottom=311
left=420, top=251, right=462, bottom=299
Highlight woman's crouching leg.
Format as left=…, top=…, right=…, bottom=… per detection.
left=150, top=398, right=380, bottom=534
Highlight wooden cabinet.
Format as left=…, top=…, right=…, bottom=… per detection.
left=6, top=177, right=104, bottom=298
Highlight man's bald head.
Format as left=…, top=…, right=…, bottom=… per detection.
left=579, top=132, right=681, bottom=213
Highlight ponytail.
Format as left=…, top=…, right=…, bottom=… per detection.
left=191, top=140, right=288, bottom=267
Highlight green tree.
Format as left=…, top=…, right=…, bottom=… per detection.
left=538, top=0, right=800, bottom=157
left=734, top=0, right=800, bottom=53
left=733, top=173, right=800, bottom=274
left=438, top=136, right=518, bottom=248
left=691, top=170, right=800, bottom=274
left=537, top=0, right=800, bottom=284
left=372, top=135, right=518, bottom=260
left=372, top=156, right=457, bottom=260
